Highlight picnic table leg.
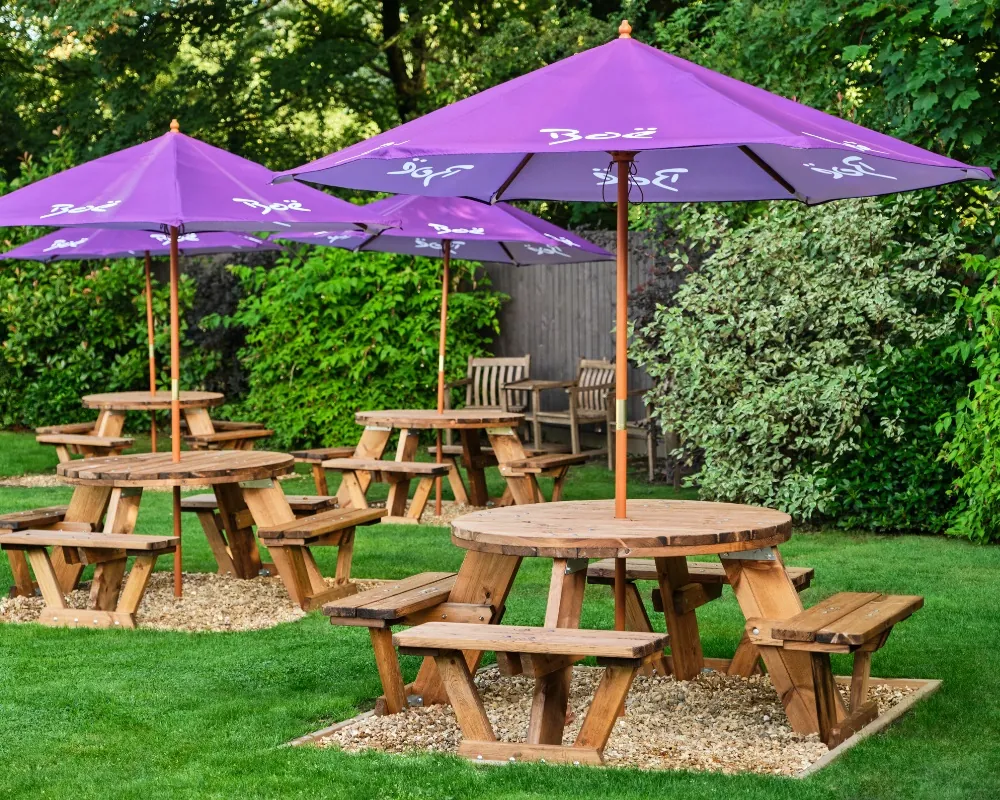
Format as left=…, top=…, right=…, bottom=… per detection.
left=385, top=428, right=419, bottom=517
left=412, top=550, right=522, bottom=706
left=485, top=426, right=539, bottom=505
left=89, top=487, right=144, bottom=611
left=51, top=485, right=113, bottom=592
left=653, top=557, right=704, bottom=680
left=93, top=408, right=127, bottom=438
left=458, top=430, right=489, bottom=506
left=721, top=549, right=832, bottom=735
left=215, top=483, right=264, bottom=579
left=336, top=426, right=391, bottom=509
left=526, top=557, right=587, bottom=745
left=183, top=407, right=216, bottom=436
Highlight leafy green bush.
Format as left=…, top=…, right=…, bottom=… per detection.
left=936, top=255, right=1000, bottom=543
left=631, top=196, right=961, bottom=522
left=215, top=247, right=505, bottom=449
left=0, top=133, right=216, bottom=429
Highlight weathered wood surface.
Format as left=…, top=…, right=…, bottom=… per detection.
left=35, top=433, right=134, bottom=448
left=257, top=507, right=386, bottom=541
left=0, top=529, right=177, bottom=552
left=355, top=409, right=524, bottom=430
left=451, top=499, right=792, bottom=558
left=181, top=493, right=338, bottom=514
left=0, top=506, right=70, bottom=531
left=769, top=593, right=924, bottom=647
left=290, top=446, right=356, bottom=463
left=587, top=558, right=814, bottom=590
left=394, top=622, right=668, bottom=660
left=82, top=390, right=224, bottom=411
left=325, top=573, right=457, bottom=620
left=57, top=450, right=294, bottom=487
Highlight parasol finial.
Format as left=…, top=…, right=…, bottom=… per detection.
left=169, top=119, right=180, bottom=133
left=618, top=19, right=632, bottom=38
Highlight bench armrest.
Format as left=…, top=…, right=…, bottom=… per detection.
left=445, top=377, right=473, bottom=390
left=568, top=381, right=615, bottom=396
left=505, top=379, right=574, bottom=392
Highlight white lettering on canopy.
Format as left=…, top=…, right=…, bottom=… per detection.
left=149, top=233, right=200, bottom=244
left=322, top=233, right=358, bottom=244
left=542, top=128, right=657, bottom=146
left=387, top=159, right=475, bottom=187
left=427, top=223, right=484, bottom=236
left=543, top=233, right=581, bottom=248
left=593, top=166, right=688, bottom=191
left=40, top=201, right=121, bottom=219
left=802, top=155, right=896, bottom=180
left=415, top=238, right=466, bottom=252
left=800, top=132, right=888, bottom=155
left=42, top=237, right=90, bottom=252
left=232, top=198, right=312, bottom=215
left=523, top=243, right=571, bottom=258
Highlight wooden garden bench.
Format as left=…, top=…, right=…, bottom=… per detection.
left=325, top=572, right=497, bottom=714
left=183, top=428, right=273, bottom=451
left=180, top=492, right=339, bottom=578
left=257, top=507, right=387, bottom=610
left=394, top=622, right=669, bottom=764
left=506, top=358, right=615, bottom=454
left=1, top=506, right=74, bottom=597
left=443, top=354, right=531, bottom=446
left=290, top=446, right=357, bottom=494
left=587, top=558, right=815, bottom=677
left=35, top=425, right=134, bottom=463
left=746, top=591, right=923, bottom=747
left=497, top=452, right=589, bottom=503
left=0, top=529, right=177, bottom=628
left=321, top=457, right=450, bottom=523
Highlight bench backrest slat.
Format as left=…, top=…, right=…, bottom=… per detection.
left=466, top=355, right=530, bottom=410
left=575, top=358, right=615, bottom=413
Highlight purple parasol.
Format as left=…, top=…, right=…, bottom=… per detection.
left=0, top=228, right=282, bottom=261
left=273, top=194, right=612, bottom=514
left=270, top=194, right=611, bottom=264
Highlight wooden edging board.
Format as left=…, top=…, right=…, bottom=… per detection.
left=285, top=663, right=941, bottom=774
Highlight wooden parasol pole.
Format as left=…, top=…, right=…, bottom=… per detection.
left=611, top=138, right=635, bottom=631
left=434, top=240, right=451, bottom=517
left=169, top=223, right=183, bottom=598
left=143, top=251, right=157, bottom=452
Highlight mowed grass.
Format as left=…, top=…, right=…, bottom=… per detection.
left=0, top=434, right=998, bottom=799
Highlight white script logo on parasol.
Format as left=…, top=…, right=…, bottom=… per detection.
left=803, top=155, right=896, bottom=181
left=593, top=166, right=688, bottom=191
left=232, top=198, right=312, bottom=215
left=40, top=200, right=122, bottom=219
left=427, top=223, right=484, bottom=236
left=523, top=243, right=571, bottom=258
left=387, top=159, right=474, bottom=187
left=320, top=233, right=358, bottom=244
left=415, top=238, right=466, bottom=252
left=542, top=128, right=657, bottom=146
left=544, top=233, right=581, bottom=248
left=801, top=132, right=888, bottom=155
left=149, top=233, right=200, bottom=244
left=42, top=237, right=90, bottom=252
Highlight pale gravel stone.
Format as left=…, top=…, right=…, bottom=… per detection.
left=0, top=572, right=388, bottom=632
left=317, top=665, right=914, bottom=776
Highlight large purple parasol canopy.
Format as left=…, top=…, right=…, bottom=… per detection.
left=270, top=195, right=612, bottom=265
left=276, top=34, right=991, bottom=203
left=1, top=228, right=283, bottom=262
left=0, top=128, right=392, bottom=233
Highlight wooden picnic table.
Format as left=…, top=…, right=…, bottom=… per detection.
left=426, top=499, right=825, bottom=741
left=82, top=390, right=225, bottom=439
left=347, top=409, right=526, bottom=508
left=52, top=450, right=296, bottom=588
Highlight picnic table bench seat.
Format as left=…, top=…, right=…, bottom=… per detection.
left=746, top=591, right=924, bottom=747
left=290, top=446, right=357, bottom=494
left=0, top=529, right=177, bottom=628
left=322, top=457, right=451, bottom=524
left=35, top=431, right=134, bottom=463
left=182, top=428, right=273, bottom=451
left=394, top=622, right=669, bottom=764
left=1, top=506, right=73, bottom=598
left=255, top=507, right=387, bottom=611
left=325, top=572, right=498, bottom=714
left=497, top=452, right=589, bottom=503
left=586, top=558, right=815, bottom=677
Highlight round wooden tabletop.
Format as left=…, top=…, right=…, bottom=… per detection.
left=82, top=390, right=225, bottom=411
left=355, top=408, right=524, bottom=430
left=451, top=499, right=792, bottom=558
left=57, top=450, right=294, bottom=488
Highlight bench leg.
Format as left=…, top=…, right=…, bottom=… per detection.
left=485, top=427, right=537, bottom=506
left=6, top=550, right=35, bottom=598
left=435, top=651, right=496, bottom=742
left=269, top=547, right=311, bottom=607
left=54, top=485, right=113, bottom=591
left=90, top=557, right=128, bottom=611
left=459, top=430, right=490, bottom=507
left=443, top=457, right=470, bottom=506
left=811, top=653, right=839, bottom=745
left=653, top=557, right=704, bottom=680
left=407, top=477, right=434, bottom=522
left=727, top=630, right=763, bottom=677
left=623, top=583, right=669, bottom=677
left=116, top=553, right=159, bottom=617
left=527, top=558, right=587, bottom=745
left=574, top=664, right=637, bottom=753
left=371, top=628, right=408, bottom=715
left=26, top=548, right=68, bottom=610
left=215, top=483, right=262, bottom=579
left=196, top=510, right=236, bottom=576
left=311, top=464, right=329, bottom=496
left=335, top=529, right=355, bottom=584
left=850, top=651, right=872, bottom=711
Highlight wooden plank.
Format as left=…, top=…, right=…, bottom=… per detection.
left=370, top=628, right=408, bottom=715
left=395, top=622, right=667, bottom=660
left=434, top=653, right=496, bottom=741
left=457, top=740, right=603, bottom=765
left=574, top=665, right=636, bottom=751
left=811, top=654, right=840, bottom=745
left=771, top=592, right=883, bottom=642
left=258, top=508, right=385, bottom=540
left=321, top=458, right=449, bottom=476
left=827, top=700, right=879, bottom=749
left=324, top=573, right=456, bottom=618
left=26, top=549, right=67, bottom=609
left=588, top=558, right=814, bottom=591
left=0, top=506, right=70, bottom=531
left=402, top=602, right=493, bottom=626
left=36, top=434, right=133, bottom=447
left=357, top=576, right=461, bottom=620
left=117, top=554, right=158, bottom=614
left=38, top=607, right=136, bottom=629
left=0, top=530, right=176, bottom=551
left=654, top=557, right=704, bottom=680
left=815, top=595, right=924, bottom=647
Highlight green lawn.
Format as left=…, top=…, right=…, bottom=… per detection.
left=0, top=434, right=998, bottom=799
